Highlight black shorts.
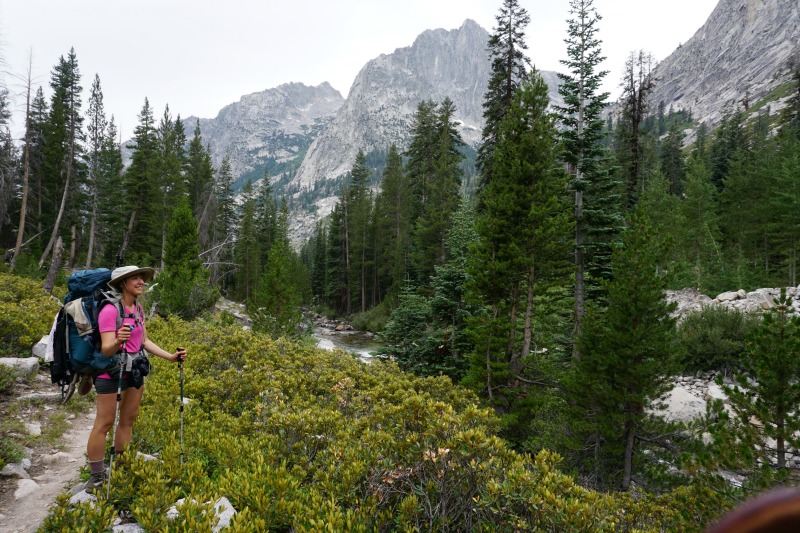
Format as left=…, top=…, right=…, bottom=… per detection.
left=94, top=374, right=133, bottom=394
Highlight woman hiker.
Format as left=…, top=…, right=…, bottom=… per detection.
left=83, top=265, right=187, bottom=493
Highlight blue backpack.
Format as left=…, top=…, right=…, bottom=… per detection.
left=50, top=268, right=135, bottom=386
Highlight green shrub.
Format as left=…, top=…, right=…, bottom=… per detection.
left=350, top=303, right=390, bottom=333
left=0, top=364, right=15, bottom=395
left=39, top=311, right=735, bottom=531
left=0, top=434, right=25, bottom=471
left=677, top=305, right=760, bottom=373
left=0, top=273, right=60, bottom=356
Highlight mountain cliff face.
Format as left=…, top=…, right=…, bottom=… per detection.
left=650, top=0, right=800, bottom=128
left=292, top=19, right=562, bottom=191
left=184, top=82, right=345, bottom=182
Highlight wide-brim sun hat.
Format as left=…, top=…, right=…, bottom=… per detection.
left=109, top=265, right=156, bottom=290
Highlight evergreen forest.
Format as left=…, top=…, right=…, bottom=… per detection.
left=2, top=0, right=800, bottom=529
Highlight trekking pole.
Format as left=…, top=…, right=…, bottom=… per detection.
left=178, top=348, right=185, bottom=465
left=107, top=330, right=130, bottom=499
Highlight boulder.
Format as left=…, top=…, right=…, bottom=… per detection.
left=0, top=357, right=39, bottom=379
left=25, top=422, right=42, bottom=436
left=113, top=520, right=145, bottom=533
left=704, top=383, right=728, bottom=402
left=1, top=462, right=30, bottom=479
left=654, top=385, right=707, bottom=423
left=716, top=291, right=740, bottom=302
left=167, top=496, right=236, bottom=531
left=69, top=490, right=97, bottom=505
left=32, top=335, right=49, bottom=358
left=14, top=479, right=39, bottom=499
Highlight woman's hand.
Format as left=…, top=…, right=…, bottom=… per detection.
left=173, top=347, right=187, bottom=364
left=117, top=324, right=132, bottom=346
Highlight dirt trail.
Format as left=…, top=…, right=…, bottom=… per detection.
left=0, top=375, right=94, bottom=533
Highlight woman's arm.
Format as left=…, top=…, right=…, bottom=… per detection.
left=100, top=327, right=128, bottom=356
left=141, top=323, right=187, bottom=362
left=143, top=338, right=185, bottom=362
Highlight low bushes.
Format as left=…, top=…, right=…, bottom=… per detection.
left=0, top=273, right=60, bottom=356
left=37, top=311, right=734, bottom=531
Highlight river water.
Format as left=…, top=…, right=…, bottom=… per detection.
left=314, top=328, right=384, bottom=363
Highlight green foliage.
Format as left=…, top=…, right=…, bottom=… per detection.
left=569, top=213, right=680, bottom=490
left=0, top=272, right=60, bottom=355
left=155, top=197, right=218, bottom=319
left=37, top=308, right=734, bottom=531
left=349, top=304, right=390, bottom=333
left=0, top=432, right=25, bottom=471
left=0, top=364, right=15, bottom=395
left=709, top=289, right=800, bottom=472
left=677, top=305, right=759, bottom=373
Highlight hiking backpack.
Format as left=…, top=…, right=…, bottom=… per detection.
left=49, top=268, right=138, bottom=390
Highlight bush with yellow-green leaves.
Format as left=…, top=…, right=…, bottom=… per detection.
left=37, top=312, right=736, bottom=531
left=0, top=272, right=60, bottom=356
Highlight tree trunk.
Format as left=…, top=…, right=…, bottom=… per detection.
left=68, top=224, right=78, bottom=268
left=622, top=416, right=635, bottom=491
left=120, top=206, right=138, bottom=257
left=519, top=265, right=535, bottom=365
left=574, top=175, right=585, bottom=360
left=38, top=168, right=70, bottom=268
left=43, top=237, right=63, bottom=295
left=12, top=65, right=34, bottom=271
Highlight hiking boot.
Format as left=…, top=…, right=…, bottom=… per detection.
left=61, top=373, right=79, bottom=404
left=78, top=374, right=93, bottom=395
left=83, top=471, right=106, bottom=494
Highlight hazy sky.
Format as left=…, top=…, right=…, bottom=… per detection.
left=1, top=0, right=719, bottom=140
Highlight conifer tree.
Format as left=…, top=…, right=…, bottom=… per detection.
left=405, top=100, right=438, bottom=224
left=234, top=180, right=260, bottom=304
left=571, top=213, right=678, bottom=490
left=373, top=144, right=409, bottom=302
left=478, top=0, right=530, bottom=190
left=557, top=0, right=623, bottom=357
left=95, top=117, right=124, bottom=266
left=615, top=50, right=655, bottom=209
left=186, top=121, right=215, bottom=249
left=254, top=171, right=278, bottom=265
left=0, top=82, right=14, bottom=243
left=303, top=220, right=328, bottom=303
left=678, top=156, right=723, bottom=292
left=211, top=154, right=237, bottom=289
left=711, top=290, right=800, bottom=472
left=157, top=196, right=217, bottom=319
left=121, top=98, right=160, bottom=262
left=24, top=87, right=49, bottom=253
left=384, top=200, right=479, bottom=380
left=156, top=107, right=188, bottom=269
left=326, top=198, right=350, bottom=314
left=83, top=74, right=107, bottom=267
left=410, top=98, right=465, bottom=283
left=659, top=122, right=687, bottom=196
left=39, top=49, right=85, bottom=268
left=467, top=70, right=571, bottom=412
left=254, top=201, right=303, bottom=337
left=347, top=151, right=373, bottom=313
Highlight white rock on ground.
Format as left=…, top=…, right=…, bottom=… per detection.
left=167, top=496, right=237, bottom=531
left=14, top=479, right=39, bottom=500
left=32, top=336, right=49, bottom=359
left=0, top=358, right=39, bottom=379
left=1, top=463, right=30, bottom=479
left=113, top=520, right=145, bottom=533
left=653, top=385, right=707, bottom=423
left=24, top=423, right=41, bottom=437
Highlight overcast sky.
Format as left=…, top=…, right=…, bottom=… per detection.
left=1, top=0, right=719, bottom=140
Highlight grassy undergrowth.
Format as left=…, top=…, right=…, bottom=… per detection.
left=41, top=315, right=734, bottom=531
left=0, top=272, right=735, bottom=531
